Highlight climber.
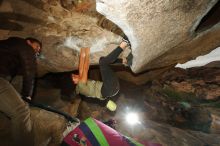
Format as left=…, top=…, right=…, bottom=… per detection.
left=72, top=36, right=131, bottom=111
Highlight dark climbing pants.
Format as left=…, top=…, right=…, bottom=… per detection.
left=0, top=77, right=33, bottom=146
left=99, top=46, right=123, bottom=98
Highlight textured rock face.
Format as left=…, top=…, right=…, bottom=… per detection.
left=0, top=0, right=219, bottom=74
left=96, top=0, right=220, bottom=73
left=0, top=0, right=123, bottom=76
left=160, top=66, right=220, bottom=100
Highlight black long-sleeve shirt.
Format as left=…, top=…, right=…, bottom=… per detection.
left=0, top=37, right=36, bottom=97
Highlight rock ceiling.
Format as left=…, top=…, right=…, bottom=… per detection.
left=0, top=0, right=220, bottom=75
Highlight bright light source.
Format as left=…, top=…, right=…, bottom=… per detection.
left=125, top=112, right=140, bottom=125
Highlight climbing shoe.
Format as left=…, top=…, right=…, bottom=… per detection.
left=106, top=100, right=117, bottom=111
left=122, top=34, right=131, bottom=48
